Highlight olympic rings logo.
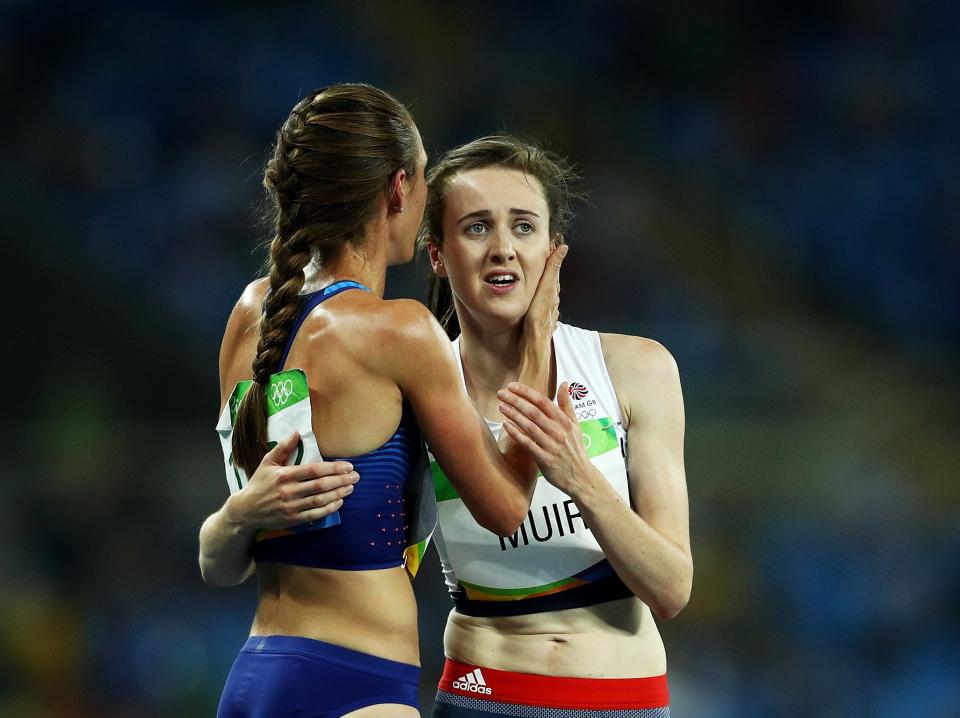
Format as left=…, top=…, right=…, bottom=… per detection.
left=271, top=379, right=295, bottom=406
left=577, top=408, right=596, bottom=420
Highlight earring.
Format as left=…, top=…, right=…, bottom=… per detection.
left=393, top=206, right=405, bottom=213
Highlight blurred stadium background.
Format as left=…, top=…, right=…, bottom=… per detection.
left=3, top=1, right=958, bottom=716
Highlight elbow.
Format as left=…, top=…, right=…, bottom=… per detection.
left=652, top=591, right=689, bottom=621
left=462, top=484, right=530, bottom=536
left=478, top=514, right=522, bottom=538
left=199, top=556, right=225, bottom=587
left=478, top=499, right=529, bottom=537
left=199, top=554, right=247, bottom=587
left=651, top=566, right=693, bottom=621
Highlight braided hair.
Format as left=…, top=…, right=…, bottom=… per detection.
left=232, top=84, right=419, bottom=475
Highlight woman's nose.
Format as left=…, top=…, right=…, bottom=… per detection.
left=488, top=227, right=516, bottom=261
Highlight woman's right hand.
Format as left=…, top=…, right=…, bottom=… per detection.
left=223, top=432, right=359, bottom=531
left=522, top=243, right=568, bottom=347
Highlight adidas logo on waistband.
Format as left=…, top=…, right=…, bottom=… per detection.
left=452, top=668, right=492, bottom=695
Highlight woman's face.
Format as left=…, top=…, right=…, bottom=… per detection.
left=433, top=166, right=553, bottom=330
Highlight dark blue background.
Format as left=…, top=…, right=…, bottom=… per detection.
left=3, top=1, right=958, bottom=716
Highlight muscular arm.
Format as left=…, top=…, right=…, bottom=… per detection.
left=391, top=244, right=564, bottom=535
left=499, top=336, right=692, bottom=619
left=389, top=300, right=548, bottom=536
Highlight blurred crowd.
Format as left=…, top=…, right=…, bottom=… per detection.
left=2, top=1, right=958, bottom=716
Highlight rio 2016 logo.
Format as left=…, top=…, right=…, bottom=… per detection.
left=568, top=382, right=589, bottom=400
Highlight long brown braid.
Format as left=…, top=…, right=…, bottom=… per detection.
left=232, top=84, right=419, bottom=475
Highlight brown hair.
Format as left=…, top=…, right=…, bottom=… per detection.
left=418, top=134, right=581, bottom=338
left=232, top=83, right=420, bottom=475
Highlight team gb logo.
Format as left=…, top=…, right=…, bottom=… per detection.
left=568, top=382, right=589, bottom=400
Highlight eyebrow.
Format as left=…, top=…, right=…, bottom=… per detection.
left=456, top=208, right=542, bottom=225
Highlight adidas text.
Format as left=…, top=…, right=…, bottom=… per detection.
left=452, top=681, right=492, bottom=695
left=453, top=668, right=492, bottom=695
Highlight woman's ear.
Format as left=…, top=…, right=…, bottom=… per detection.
left=427, top=239, right=447, bottom=278
left=389, top=168, right=407, bottom=213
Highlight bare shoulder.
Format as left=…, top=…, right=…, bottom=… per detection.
left=220, top=279, right=268, bottom=360
left=327, top=295, right=440, bottom=344
left=349, top=296, right=444, bottom=342
left=296, top=293, right=449, bottom=375
left=380, top=297, right=440, bottom=333
left=224, top=278, right=269, bottom=339
left=350, top=297, right=456, bottom=390
left=368, top=298, right=452, bottom=374
left=599, top=333, right=682, bottom=427
left=218, top=278, right=269, bottom=404
left=239, top=277, right=270, bottom=309
left=600, top=333, right=679, bottom=382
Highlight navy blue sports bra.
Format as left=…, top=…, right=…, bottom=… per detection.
left=251, top=280, right=423, bottom=571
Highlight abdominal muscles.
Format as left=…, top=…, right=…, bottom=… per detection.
left=444, top=596, right=666, bottom=677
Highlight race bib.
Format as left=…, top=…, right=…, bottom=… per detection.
left=215, top=369, right=340, bottom=533
left=214, top=368, right=436, bottom=577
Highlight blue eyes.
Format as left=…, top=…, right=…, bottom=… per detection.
left=465, top=221, right=536, bottom=236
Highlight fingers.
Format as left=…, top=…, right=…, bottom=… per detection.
left=502, top=419, right=549, bottom=465
left=275, top=467, right=358, bottom=527
left=540, top=244, right=567, bottom=298
left=556, top=382, right=578, bottom=422
left=522, top=245, right=566, bottom=345
left=547, top=243, right=568, bottom=276
left=286, top=469, right=359, bottom=499
left=290, top=481, right=356, bottom=515
left=501, top=382, right=565, bottom=422
left=531, top=244, right=567, bottom=302
left=262, top=431, right=301, bottom=466
left=499, top=397, right=553, bottom=446
left=498, top=383, right=573, bottom=456
left=283, top=460, right=355, bottom=482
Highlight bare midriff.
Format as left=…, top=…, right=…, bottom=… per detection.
left=251, top=563, right=419, bottom=666
left=444, top=596, right=665, bottom=678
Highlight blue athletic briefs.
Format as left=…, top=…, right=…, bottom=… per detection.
left=217, top=635, right=419, bottom=718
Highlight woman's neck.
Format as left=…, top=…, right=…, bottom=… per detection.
left=302, top=243, right=387, bottom=298
left=458, top=322, right=525, bottom=401
left=456, top=309, right=559, bottom=423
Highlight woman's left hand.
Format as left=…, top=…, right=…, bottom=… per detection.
left=498, top=381, right=597, bottom=496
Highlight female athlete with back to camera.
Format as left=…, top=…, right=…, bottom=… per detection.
left=198, top=87, right=564, bottom=718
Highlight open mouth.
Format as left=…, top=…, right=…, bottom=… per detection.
left=484, top=272, right=518, bottom=289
